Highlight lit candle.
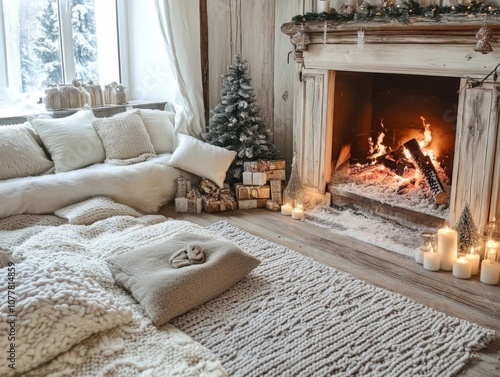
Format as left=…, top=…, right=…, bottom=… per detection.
left=292, top=204, right=304, bottom=220
left=423, top=246, right=440, bottom=271
left=437, top=226, right=458, bottom=271
left=414, top=247, right=425, bottom=264
left=452, top=257, right=472, bottom=279
left=280, top=203, right=293, bottom=216
left=480, top=260, right=500, bottom=285
left=485, top=240, right=499, bottom=262
left=465, top=247, right=480, bottom=275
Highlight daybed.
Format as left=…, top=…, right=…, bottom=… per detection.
left=0, top=105, right=245, bottom=376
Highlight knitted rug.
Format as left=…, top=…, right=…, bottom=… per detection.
left=171, top=220, right=496, bottom=377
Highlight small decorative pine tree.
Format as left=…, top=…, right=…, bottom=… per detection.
left=453, top=204, right=480, bottom=253
left=203, top=54, right=281, bottom=184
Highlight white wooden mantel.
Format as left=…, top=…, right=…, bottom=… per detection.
left=282, top=16, right=500, bottom=229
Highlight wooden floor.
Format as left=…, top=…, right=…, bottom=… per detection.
left=159, top=204, right=500, bottom=377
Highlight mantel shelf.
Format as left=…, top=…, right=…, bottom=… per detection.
left=281, top=15, right=500, bottom=42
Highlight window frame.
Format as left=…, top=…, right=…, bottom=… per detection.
left=0, top=0, right=128, bottom=95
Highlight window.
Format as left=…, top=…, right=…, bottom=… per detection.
left=0, top=0, right=123, bottom=117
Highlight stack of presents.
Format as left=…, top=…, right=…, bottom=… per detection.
left=175, top=159, right=286, bottom=213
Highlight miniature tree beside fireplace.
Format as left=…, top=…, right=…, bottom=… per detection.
left=203, top=54, right=280, bottom=185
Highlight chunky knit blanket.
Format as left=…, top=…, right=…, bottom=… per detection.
left=0, top=213, right=227, bottom=377
left=172, top=220, right=497, bottom=377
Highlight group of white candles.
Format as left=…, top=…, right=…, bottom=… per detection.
left=415, top=226, right=500, bottom=285
left=280, top=203, right=304, bottom=220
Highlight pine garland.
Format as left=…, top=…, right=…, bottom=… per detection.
left=291, top=1, right=500, bottom=24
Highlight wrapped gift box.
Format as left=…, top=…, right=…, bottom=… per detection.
left=242, top=171, right=267, bottom=186
left=265, top=169, right=286, bottom=181
left=176, top=177, right=192, bottom=198
left=175, top=187, right=202, bottom=213
left=238, top=199, right=267, bottom=209
left=198, top=177, right=238, bottom=213
left=269, top=179, right=283, bottom=205
left=265, top=199, right=280, bottom=211
left=235, top=184, right=271, bottom=200
left=243, top=160, right=286, bottom=172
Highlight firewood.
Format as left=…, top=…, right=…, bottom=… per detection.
left=403, top=138, right=448, bottom=204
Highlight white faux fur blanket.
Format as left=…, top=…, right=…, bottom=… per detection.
left=0, top=154, right=194, bottom=219
left=0, top=213, right=227, bottom=377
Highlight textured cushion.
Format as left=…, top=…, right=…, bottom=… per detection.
left=54, top=196, right=143, bottom=225
left=169, top=134, right=236, bottom=187
left=30, top=105, right=105, bottom=173
left=107, top=232, right=260, bottom=326
left=0, top=259, right=133, bottom=376
left=93, top=110, right=156, bottom=165
left=0, top=123, right=54, bottom=180
left=139, top=109, right=175, bottom=154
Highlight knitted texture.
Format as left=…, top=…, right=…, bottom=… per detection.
left=92, top=110, right=156, bottom=164
left=0, top=213, right=227, bottom=377
left=172, top=220, right=496, bottom=377
left=0, top=259, right=133, bottom=376
left=54, top=196, right=142, bottom=224
left=0, top=123, right=54, bottom=180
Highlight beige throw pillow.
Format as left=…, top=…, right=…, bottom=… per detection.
left=139, top=109, right=175, bottom=154
left=168, top=134, right=237, bottom=188
left=92, top=110, right=156, bottom=165
left=30, top=105, right=105, bottom=173
left=54, top=196, right=142, bottom=225
left=0, top=123, right=54, bottom=180
left=108, top=232, right=260, bottom=326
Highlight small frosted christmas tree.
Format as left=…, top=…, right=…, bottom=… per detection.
left=204, top=54, right=280, bottom=184
left=453, top=204, right=479, bottom=253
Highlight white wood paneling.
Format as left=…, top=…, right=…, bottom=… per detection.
left=449, top=80, right=500, bottom=230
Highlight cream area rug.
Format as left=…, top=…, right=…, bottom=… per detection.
left=171, top=220, right=496, bottom=377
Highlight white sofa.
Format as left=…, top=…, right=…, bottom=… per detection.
left=0, top=105, right=195, bottom=219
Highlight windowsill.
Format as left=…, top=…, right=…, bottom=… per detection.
left=0, top=100, right=168, bottom=125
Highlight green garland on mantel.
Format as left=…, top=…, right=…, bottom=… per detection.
left=291, top=0, right=500, bottom=24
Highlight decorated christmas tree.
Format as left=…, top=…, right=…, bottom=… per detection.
left=204, top=54, right=281, bottom=184
left=453, top=204, right=480, bottom=253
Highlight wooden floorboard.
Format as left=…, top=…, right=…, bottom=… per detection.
left=158, top=204, right=500, bottom=377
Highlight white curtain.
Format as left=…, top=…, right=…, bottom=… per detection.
left=155, top=0, right=205, bottom=138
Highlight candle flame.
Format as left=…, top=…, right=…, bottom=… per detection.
left=469, top=247, right=475, bottom=255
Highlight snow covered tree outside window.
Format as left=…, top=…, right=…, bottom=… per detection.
left=0, top=0, right=119, bottom=116
left=204, top=54, right=281, bottom=185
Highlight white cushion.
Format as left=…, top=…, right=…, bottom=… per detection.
left=30, top=105, right=106, bottom=173
left=55, top=196, right=142, bottom=225
left=168, top=134, right=236, bottom=188
left=92, top=110, right=156, bottom=165
left=139, top=109, right=175, bottom=154
left=0, top=123, right=54, bottom=180
left=0, top=259, right=133, bottom=376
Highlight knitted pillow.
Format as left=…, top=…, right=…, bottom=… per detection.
left=108, top=232, right=260, bottom=326
left=93, top=110, right=156, bottom=165
left=0, top=123, right=54, bottom=180
left=54, top=196, right=142, bottom=225
left=168, top=134, right=236, bottom=188
left=30, top=105, right=105, bottom=173
left=0, top=259, right=133, bottom=376
left=139, top=109, right=175, bottom=154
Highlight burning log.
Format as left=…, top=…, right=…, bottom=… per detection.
left=403, top=138, right=448, bottom=204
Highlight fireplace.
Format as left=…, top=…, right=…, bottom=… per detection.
left=282, top=18, right=500, bottom=231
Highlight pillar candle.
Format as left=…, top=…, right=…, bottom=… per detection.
left=423, top=247, right=440, bottom=271
left=414, top=247, right=425, bottom=264
left=452, top=257, right=471, bottom=279
left=281, top=203, right=293, bottom=216
left=480, top=260, right=500, bottom=285
left=465, top=247, right=480, bottom=275
left=317, top=0, right=330, bottom=12
left=292, top=205, right=304, bottom=220
left=437, top=226, right=457, bottom=271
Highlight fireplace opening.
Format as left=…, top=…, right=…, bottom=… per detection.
left=328, top=71, right=461, bottom=226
